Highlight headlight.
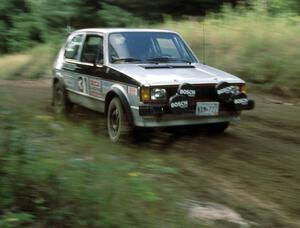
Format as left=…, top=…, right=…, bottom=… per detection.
left=151, top=88, right=167, bottom=100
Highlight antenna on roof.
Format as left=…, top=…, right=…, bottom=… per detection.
left=202, top=19, right=206, bottom=65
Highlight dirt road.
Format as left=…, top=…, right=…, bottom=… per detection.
left=1, top=79, right=300, bottom=227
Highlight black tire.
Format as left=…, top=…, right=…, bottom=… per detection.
left=107, top=97, right=130, bottom=142
left=52, top=82, right=73, bottom=115
left=205, top=122, right=229, bottom=134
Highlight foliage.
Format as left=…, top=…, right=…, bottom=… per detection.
left=159, top=5, right=300, bottom=96
left=98, top=3, right=144, bottom=27
left=0, top=0, right=299, bottom=54
left=1, top=4, right=299, bottom=96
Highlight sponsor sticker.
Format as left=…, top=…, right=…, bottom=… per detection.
left=234, top=98, right=248, bottom=105
left=169, top=94, right=189, bottom=113
left=217, top=86, right=239, bottom=95
left=102, top=81, right=111, bottom=93
left=89, top=79, right=101, bottom=89
left=89, top=79, right=102, bottom=98
left=178, top=83, right=196, bottom=98
left=128, top=86, right=137, bottom=96
left=171, top=100, right=188, bottom=109
left=179, top=89, right=196, bottom=97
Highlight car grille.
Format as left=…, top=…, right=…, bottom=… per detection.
left=165, top=84, right=218, bottom=101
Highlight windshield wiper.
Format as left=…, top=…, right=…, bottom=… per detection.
left=147, top=57, right=191, bottom=64
left=176, top=58, right=192, bottom=64
left=112, top=57, right=142, bottom=63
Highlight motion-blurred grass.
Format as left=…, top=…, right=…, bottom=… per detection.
left=1, top=82, right=300, bottom=227
left=0, top=44, right=58, bottom=80
left=0, top=106, right=190, bottom=227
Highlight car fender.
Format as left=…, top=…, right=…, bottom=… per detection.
left=105, top=85, right=134, bottom=125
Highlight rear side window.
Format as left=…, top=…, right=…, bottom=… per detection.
left=64, top=34, right=84, bottom=60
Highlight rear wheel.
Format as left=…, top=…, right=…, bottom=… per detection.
left=52, top=82, right=73, bottom=115
left=107, top=97, right=130, bottom=142
left=205, top=122, right=229, bottom=134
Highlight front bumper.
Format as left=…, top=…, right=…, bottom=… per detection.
left=131, top=106, right=241, bottom=128
left=138, top=99, right=255, bottom=116
left=131, top=99, right=254, bottom=127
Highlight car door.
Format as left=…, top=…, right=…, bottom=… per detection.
left=78, top=34, right=106, bottom=101
left=62, top=33, right=106, bottom=112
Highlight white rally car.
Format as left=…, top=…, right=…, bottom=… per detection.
left=52, top=28, right=254, bottom=141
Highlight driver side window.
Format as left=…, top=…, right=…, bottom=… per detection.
left=81, top=35, right=104, bottom=64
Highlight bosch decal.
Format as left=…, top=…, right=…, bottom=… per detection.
left=234, top=98, right=248, bottom=105
left=217, top=86, right=237, bottom=95
left=179, top=89, right=196, bottom=97
left=178, top=83, right=196, bottom=98
left=171, top=100, right=188, bottom=109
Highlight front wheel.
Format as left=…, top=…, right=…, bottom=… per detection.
left=107, top=97, right=130, bottom=142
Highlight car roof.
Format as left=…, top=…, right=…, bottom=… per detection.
left=73, top=28, right=176, bottom=34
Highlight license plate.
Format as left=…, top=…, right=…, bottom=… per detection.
left=196, top=102, right=219, bottom=116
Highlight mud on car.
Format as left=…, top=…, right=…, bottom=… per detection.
left=52, top=28, right=254, bottom=142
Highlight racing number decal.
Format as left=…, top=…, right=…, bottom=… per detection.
left=78, top=76, right=88, bottom=94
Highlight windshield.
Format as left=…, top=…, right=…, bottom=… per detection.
left=108, top=32, right=198, bottom=64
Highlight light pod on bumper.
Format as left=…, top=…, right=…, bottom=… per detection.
left=216, top=82, right=240, bottom=103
